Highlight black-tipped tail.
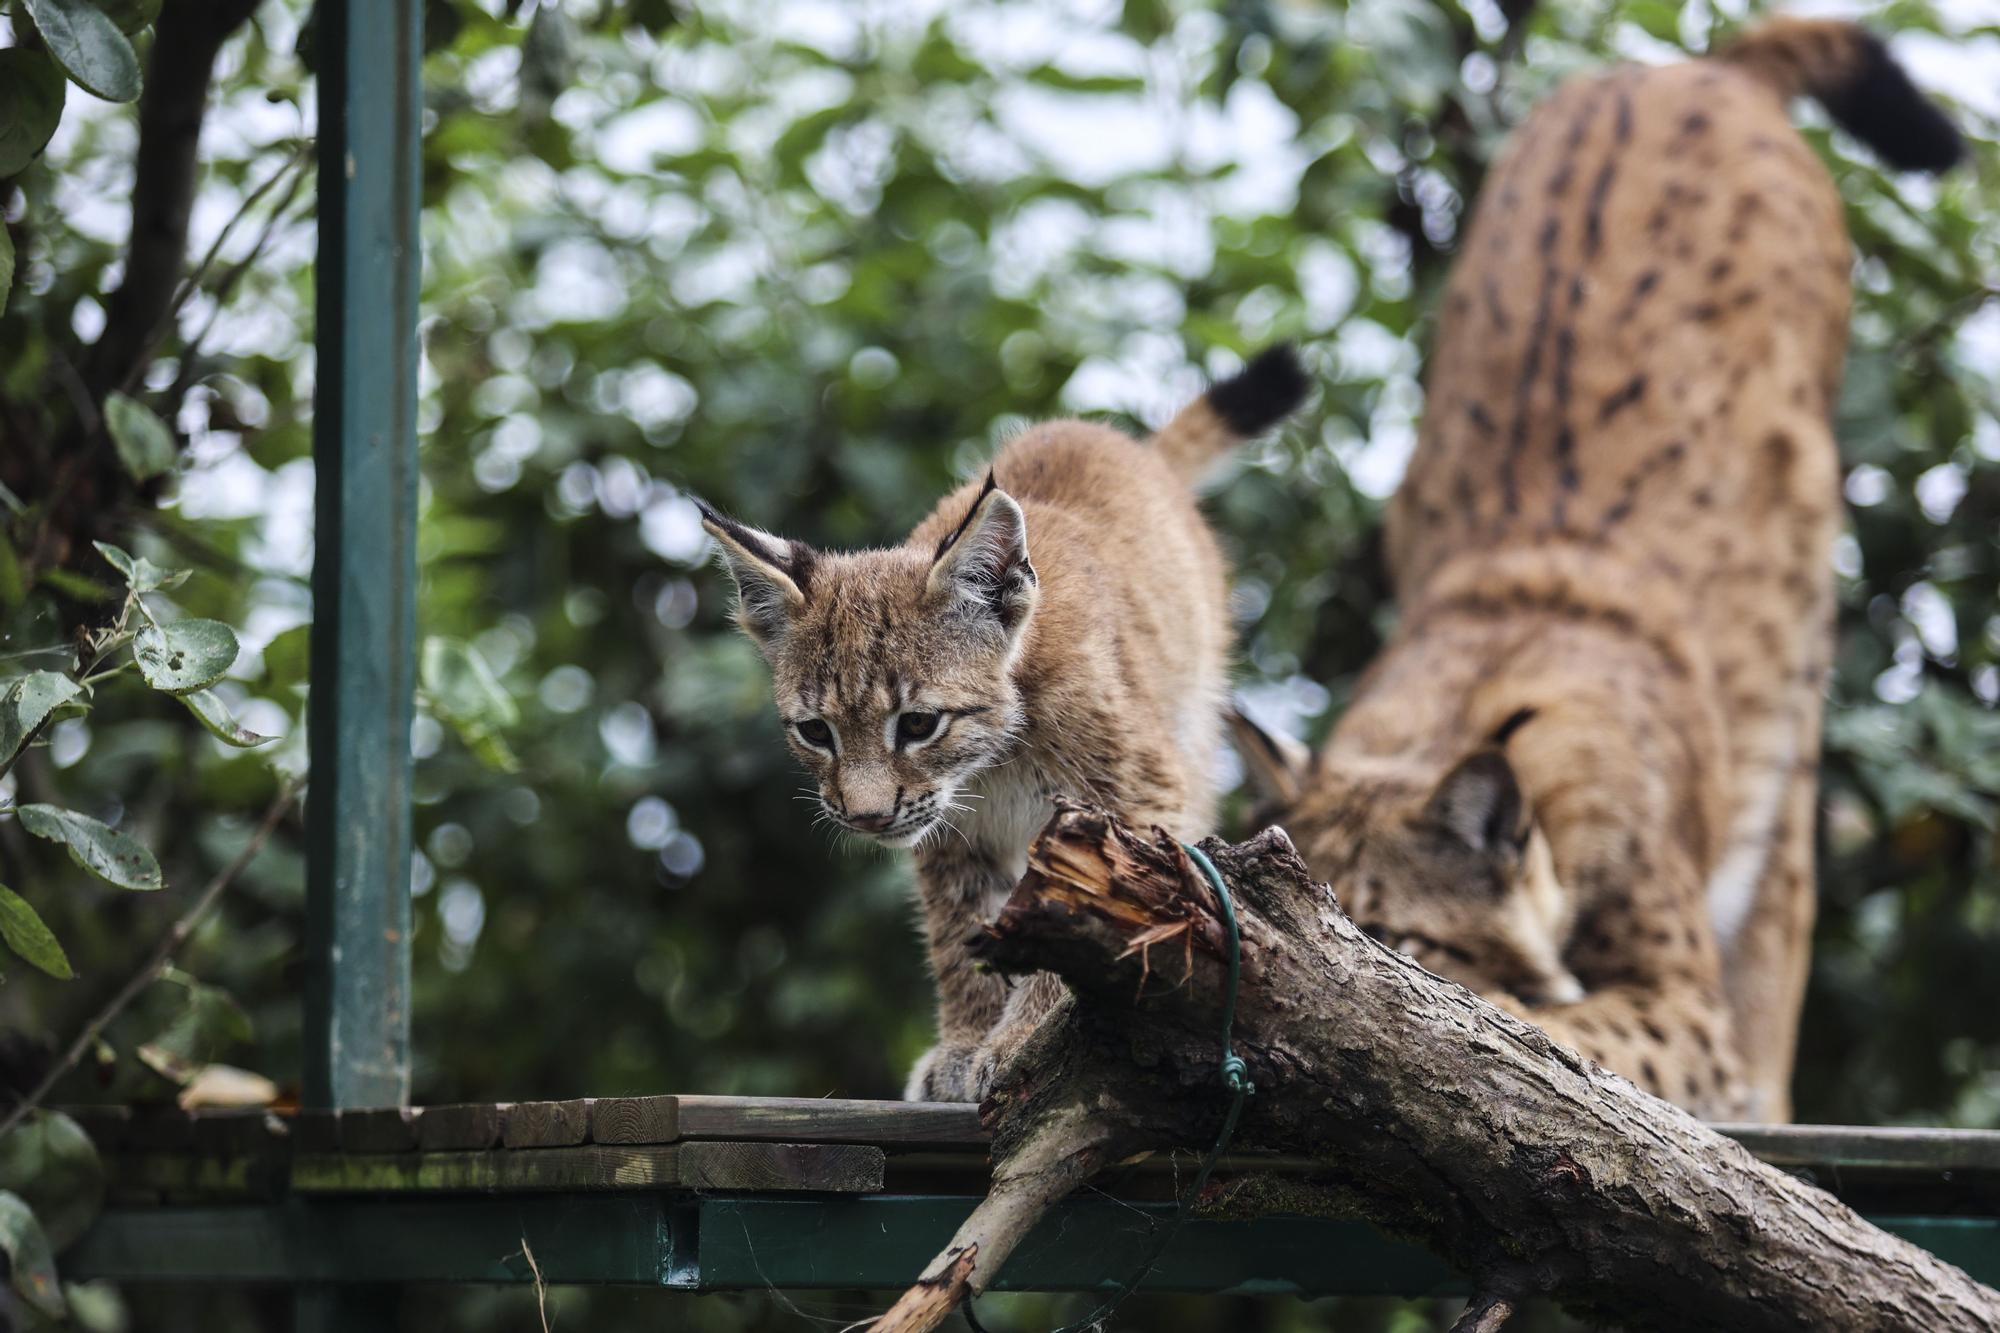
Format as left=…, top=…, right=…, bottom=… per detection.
left=1207, top=344, right=1312, bottom=438
left=1819, top=32, right=1963, bottom=173
left=1152, top=344, right=1311, bottom=483
left=1723, top=19, right=1962, bottom=174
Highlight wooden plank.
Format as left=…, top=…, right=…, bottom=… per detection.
left=340, top=1107, right=418, bottom=1154
left=123, top=1108, right=195, bottom=1152
left=294, top=1146, right=679, bottom=1193
left=672, top=1097, right=986, bottom=1149
left=60, top=1105, right=132, bottom=1151
left=294, top=1110, right=343, bottom=1154
left=502, top=1099, right=592, bottom=1148
left=679, top=1141, right=884, bottom=1193
left=191, top=1110, right=289, bottom=1158
left=590, top=1096, right=678, bottom=1145
left=106, top=1154, right=287, bottom=1201
left=291, top=1141, right=885, bottom=1195
left=1715, top=1124, right=2000, bottom=1174
left=415, top=1102, right=510, bottom=1151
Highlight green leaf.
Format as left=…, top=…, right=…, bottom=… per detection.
left=0, top=223, right=13, bottom=319
left=0, top=50, right=66, bottom=178
left=103, top=391, right=176, bottom=482
left=37, top=568, right=116, bottom=603
left=65, top=1281, right=127, bottom=1333
left=421, top=636, right=521, bottom=771
left=0, top=530, right=23, bottom=609
left=133, top=619, right=239, bottom=694
left=0, top=886, right=71, bottom=980
left=0, top=672, right=82, bottom=766
left=92, top=540, right=189, bottom=593
left=15, top=804, right=163, bottom=891
left=91, top=0, right=162, bottom=33
left=21, top=0, right=142, bottom=102
left=181, top=690, right=278, bottom=748
left=521, top=0, right=580, bottom=98
left=260, top=623, right=312, bottom=690
left=1348, top=0, right=1457, bottom=110
left=0, top=1111, right=102, bottom=1250
left=0, top=1190, right=65, bottom=1318
left=142, top=983, right=252, bottom=1073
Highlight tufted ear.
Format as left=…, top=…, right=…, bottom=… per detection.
left=1424, top=749, right=1527, bottom=856
left=1226, top=705, right=1311, bottom=809
left=927, top=474, right=1037, bottom=641
left=698, top=503, right=815, bottom=647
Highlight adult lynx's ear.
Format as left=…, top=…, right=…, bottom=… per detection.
left=1226, top=705, right=1310, bottom=810
left=927, top=473, right=1037, bottom=641
left=1424, top=749, right=1528, bottom=858
left=698, top=503, right=815, bottom=647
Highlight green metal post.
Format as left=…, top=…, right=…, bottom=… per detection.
left=302, top=0, right=421, bottom=1322
left=303, top=0, right=421, bottom=1115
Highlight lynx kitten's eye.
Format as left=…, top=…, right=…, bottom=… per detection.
left=896, top=712, right=942, bottom=745
left=795, top=719, right=834, bottom=749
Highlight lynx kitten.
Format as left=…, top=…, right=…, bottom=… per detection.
left=704, top=348, right=1306, bottom=1100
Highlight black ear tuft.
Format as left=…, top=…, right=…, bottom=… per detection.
left=934, top=470, right=1001, bottom=562
left=1820, top=33, right=1964, bottom=174
left=1205, top=344, right=1311, bottom=438
left=1491, top=707, right=1539, bottom=747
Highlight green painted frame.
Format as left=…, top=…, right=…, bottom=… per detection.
left=303, top=0, right=420, bottom=1116
left=61, top=1194, right=2000, bottom=1293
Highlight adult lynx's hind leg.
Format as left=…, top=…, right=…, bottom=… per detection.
left=1718, top=766, right=1819, bottom=1122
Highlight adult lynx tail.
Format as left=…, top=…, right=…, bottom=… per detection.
left=1152, top=344, right=1310, bottom=484
left=1720, top=17, right=1963, bottom=173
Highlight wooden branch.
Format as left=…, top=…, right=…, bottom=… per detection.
left=1451, top=1293, right=1516, bottom=1333
left=84, top=0, right=264, bottom=400
left=870, top=802, right=2000, bottom=1332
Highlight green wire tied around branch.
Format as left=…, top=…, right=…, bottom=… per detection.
left=963, top=840, right=1255, bottom=1333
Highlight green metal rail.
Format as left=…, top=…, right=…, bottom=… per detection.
left=60, top=1195, right=2000, bottom=1293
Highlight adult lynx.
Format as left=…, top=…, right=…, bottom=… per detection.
left=1235, top=20, right=1960, bottom=1121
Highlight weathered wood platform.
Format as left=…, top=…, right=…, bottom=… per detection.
left=57, top=1098, right=2000, bottom=1293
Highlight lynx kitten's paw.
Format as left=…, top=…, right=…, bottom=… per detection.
left=904, top=1042, right=980, bottom=1103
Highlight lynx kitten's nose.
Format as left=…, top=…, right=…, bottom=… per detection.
left=848, top=811, right=895, bottom=832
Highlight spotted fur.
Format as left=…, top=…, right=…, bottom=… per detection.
left=1236, top=20, right=1957, bottom=1121
left=706, top=349, right=1306, bottom=1101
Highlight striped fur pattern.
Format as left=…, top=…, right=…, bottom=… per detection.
left=705, top=349, right=1305, bottom=1101
left=1237, top=20, right=1958, bottom=1122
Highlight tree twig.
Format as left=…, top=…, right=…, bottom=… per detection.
left=0, top=778, right=302, bottom=1140
left=163, top=152, right=314, bottom=406
left=1451, top=1292, right=1517, bottom=1333
left=520, top=1235, right=551, bottom=1333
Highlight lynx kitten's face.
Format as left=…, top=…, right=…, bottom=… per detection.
left=702, top=480, right=1038, bottom=848
left=768, top=557, right=1026, bottom=847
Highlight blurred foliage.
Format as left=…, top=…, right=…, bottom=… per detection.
left=1, top=0, right=1998, bottom=1327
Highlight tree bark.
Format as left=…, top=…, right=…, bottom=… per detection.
left=85, top=0, right=265, bottom=401
left=872, top=803, right=2000, bottom=1332
left=2, top=0, right=262, bottom=588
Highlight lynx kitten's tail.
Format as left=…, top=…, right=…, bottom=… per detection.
left=1151, top=344, right=1310, bottom=485
left=1720, top=17, right=1963, bottom=173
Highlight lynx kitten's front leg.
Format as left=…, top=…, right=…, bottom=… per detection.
left=905, top=842, right=1018, bottom=1102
